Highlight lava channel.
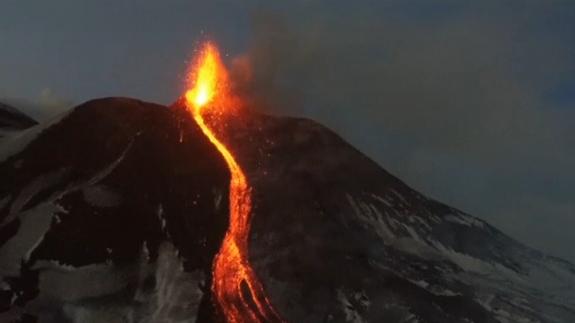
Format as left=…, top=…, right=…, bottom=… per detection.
left=184, top=42, right=282, bottom=323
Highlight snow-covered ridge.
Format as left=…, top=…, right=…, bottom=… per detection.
left=0, top=102, right=37, bottom=130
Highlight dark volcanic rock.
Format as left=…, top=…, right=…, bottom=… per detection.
left=0, top=98, right=229, bottom=322
left=210, top=110, right=575, bottom=323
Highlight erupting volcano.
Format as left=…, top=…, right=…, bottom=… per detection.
left=2, top=36, right=575, bottom=323
left=184, top=42, right=282, bottom=323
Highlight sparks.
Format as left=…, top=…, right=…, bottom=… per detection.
left=184, top=41, right=282, bottom=323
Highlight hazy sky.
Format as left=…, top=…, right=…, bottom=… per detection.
left=1, top=0, right=574, bottom=262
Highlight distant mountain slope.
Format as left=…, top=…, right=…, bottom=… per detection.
left=0, top=102, right=37, bottom=132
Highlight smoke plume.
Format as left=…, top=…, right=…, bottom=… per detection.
left=232, top=1, right=575, bottom=261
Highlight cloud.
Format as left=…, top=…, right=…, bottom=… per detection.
left=37, top=88, right=74, bottom=116
left=232, top=1, right=575, bottom=260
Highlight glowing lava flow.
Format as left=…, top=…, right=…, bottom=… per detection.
left=184, top=42, right=282, bottom=323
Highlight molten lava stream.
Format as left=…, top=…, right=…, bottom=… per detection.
left=185, top=42, right=282, bottom=323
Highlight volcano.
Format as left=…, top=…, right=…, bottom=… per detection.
left=0, top=96, right=574, bottom=323
left=0, top=42, right=574, bottom=323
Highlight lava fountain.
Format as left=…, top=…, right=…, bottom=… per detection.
left=184, top=42, right=282, bottom=323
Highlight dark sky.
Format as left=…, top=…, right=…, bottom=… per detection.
left=1, top=1, right=574, bottom=262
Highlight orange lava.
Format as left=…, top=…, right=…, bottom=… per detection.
left=184, top=42, right=282, bottom=323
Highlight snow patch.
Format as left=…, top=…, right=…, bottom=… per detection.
left=347, top=194, right=395, bottom=243
left=0, top=202, right=64, bottom=275
left=445, top=213, right=485, bottom=228
left=337, top=289, right=367, bottom=323
left=0, top=110, right=70, bottom=163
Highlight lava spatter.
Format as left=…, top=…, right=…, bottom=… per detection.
left=184, top=42, right=282, bottom=323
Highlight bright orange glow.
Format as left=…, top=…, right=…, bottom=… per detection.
left=185, top=43, right=222, bottom=108
left=184, top=42, right=282, bottom=323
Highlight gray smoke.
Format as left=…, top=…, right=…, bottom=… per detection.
left=232, top=1, right=575, bottom=261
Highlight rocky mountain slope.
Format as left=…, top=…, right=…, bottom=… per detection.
left=0, top=98, right=573, bottom=322
left=0, top=103, right=37, bottom=138
left=217, top=111, right=575, bottom=323
left=0, top=98, right=229, bottom=322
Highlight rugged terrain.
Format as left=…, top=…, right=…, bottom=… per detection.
left=0, top=103, right=37, bottom=138
left=0, top=98, right=573, bottom=322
